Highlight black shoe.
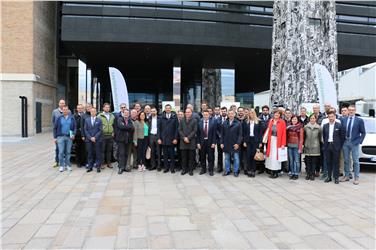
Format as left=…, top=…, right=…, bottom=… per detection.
left=170, top=169, right=175, bottom=173
left=199, top=169, right=206, bottom=175
left=325, top=178, right=332, bottom=183
left=189, top=171, right=193, bottom=176
left=244, top=171, right=248, bottom=176
left=310, top=175, right=315, bottom=181
left=181, top=170, right=186, bottom=175
left=97, top=168, right=101, bottom=173
left=163, top=169, right=169, bottom=173
left=87, top=168, right=93, bottom=173
left=249, top=172, right=255, bottom=178
left=257, top=170, right=264, bottom=174
left=334, top=178, right=339, bottom=184
left=305, top=175, right=310, bottom=180
left=234, top=172, right=239, bottom=177
left=118, top=169, right=123, bottom=175
left=157, top=168, right=162, bottom=172
left=77, top=164, right=82, bottom=168
left=149, top=167, right=156, bottom=171
left=217, top=168, right=223, bottom=173
left=124, top=169, right=131, bottom=172
left=209, top=171, right=214, bottom=176
left=222, top=171, right=229, bottom=176
left=294, top=175, right=299, bottom=180
left=290, top=175, right=294, bottom=180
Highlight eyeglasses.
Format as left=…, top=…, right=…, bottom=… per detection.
left=120, top=106, right=126, bottom=109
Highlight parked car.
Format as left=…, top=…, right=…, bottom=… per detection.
left=359, top=117, right=376, bottom=166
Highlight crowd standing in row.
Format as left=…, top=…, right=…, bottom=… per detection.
left=52, top=100, right=366, bottom=185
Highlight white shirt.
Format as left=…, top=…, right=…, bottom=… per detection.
left=203, top=120, right=209, bottom=139
left=166, top=113, right=170, bottom=119
left=104, top=112, right=110, bottom=121
left=91, top=117, right=96, bottom=126
left=328, top=122, right=335, bottom=142
left=321, top=118, right=341, bottom=127
left=249, top=121, right=254, bottom=137
left=151, top=116, right=158, bottom=135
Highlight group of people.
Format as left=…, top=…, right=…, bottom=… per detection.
left=52, top=99, right=366, bottom=185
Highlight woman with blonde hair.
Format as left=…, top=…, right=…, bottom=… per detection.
left=242, top=109, right=263, bottom=177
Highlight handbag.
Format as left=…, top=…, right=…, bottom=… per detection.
left=262, top=127, right=269, bottom=144
left=254, top=149, right=265, bottom=161
left=146, top=146, right=151, bottom=160
left=278, top=147, right=288, bottom=162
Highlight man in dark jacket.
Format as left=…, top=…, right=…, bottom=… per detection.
left=197, top=110, right=217, bottom=176
left=148, top=107, right=161, bottom=171
left=158, top=104, right=179, bottom=173
left=84, top=107, right=103, bottom=173
left=179, top=108, right=198, bottom=176
left=215, top=107, right=228, bottom=173
left=322, top=112, right=345, bottom=184
left=221, top=110, right=242, bottom=177
left=116, top=108, right=134, bottom=174
left=73, top=104, right=86, bottom=168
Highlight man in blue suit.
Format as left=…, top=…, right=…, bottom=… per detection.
left=322, top=112, right=345, bottom=184
left=340, top=105, right=366, bottom=185
left=197, top=110, right=217, bottom=176
left=84, top=107, right=103, bottom=173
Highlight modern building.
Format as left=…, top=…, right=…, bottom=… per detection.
left=1, top=1, right=376, bottom=136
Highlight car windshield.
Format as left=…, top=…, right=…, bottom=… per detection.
left=362, top=117, right=376, bottom=134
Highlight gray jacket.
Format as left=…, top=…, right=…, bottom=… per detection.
left=179, top=117, right=198, bottom=150
left=303, top=123, right=322, bottom=156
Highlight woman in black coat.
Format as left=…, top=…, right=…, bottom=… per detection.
left=242, top=109, right=262, bottom=177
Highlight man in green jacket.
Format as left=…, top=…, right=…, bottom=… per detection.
left=98, top=103, right=115, bottom=169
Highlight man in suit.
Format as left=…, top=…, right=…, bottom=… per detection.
left=322, top=112, right=345, bottom=184
left=116, top=108, right=134, bottom=174
left=127, top=109, right=138, bottom=171
left=197, top=110, right=217, bottom=176
left=221, top=110, right=243, bottom=177
left=84, top=107, right=103, bottom=173
left=158, top=104, right=179, bottom=173
left=148, top=107, right=161, bottom=171
left=340, top=105, right=366, bottom=185
left=215, top=107, right=228, bottom=173
left=179, top=107, right=198, bottom=176
left=113, top=103, right=127, bottom=164
left=73, top=104, right=86, bottom=168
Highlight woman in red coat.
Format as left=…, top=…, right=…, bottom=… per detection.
left=264, top=109, right=286, bottom=178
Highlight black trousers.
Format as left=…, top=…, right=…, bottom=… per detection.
left=137, top=137, right=148, bottom=165
left=246, top=140, right=257, bottom=173
left=216, top=143, right=223, bottom=170
left=86, top=141, right=102, bottom=168
left=74, top=137, right=86, bottom=166
left=325, top=143, right=340, bottom=179
left=163, top=145, right=175, bottom=170
left=102, top=135, right=114, bottom=165
left=181, top=149, right=195, bottom=173
left=240, top=146, right=248, bottom=172
left=200, top=139, right=214, bottom=172
left=149, top=134, right=160, bottom=168
left=305, top=156, right=319, bottom=176
left=118, top=142, right=130, bottom=170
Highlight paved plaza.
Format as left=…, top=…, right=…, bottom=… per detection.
left=1, top=133, right=375, bottom=249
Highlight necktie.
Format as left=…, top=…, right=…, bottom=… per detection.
left=204, top=121, right=208, bottom=138
left=125, top=118, right=128, bottom=126
left=346, top=117, right=353, bottom=138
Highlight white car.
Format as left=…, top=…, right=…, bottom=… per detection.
left=359, top=117, right=376, bottom=166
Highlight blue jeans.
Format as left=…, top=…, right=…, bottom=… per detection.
left=343, top=139, right=360, bottom=179
left=57, top=136, right=73, bottom=167
left=225, top=152, right=240, bottom=173
left=288, top=147, right=300, bottom=175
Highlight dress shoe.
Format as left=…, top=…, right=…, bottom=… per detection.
left=124, top=169, right=131, bottom=172
left=249, top=172, right=255, bottom=178
left=157, top=167, right=162, bottom=172
left=199, top=169, right=206, bottom=175
left=305, top=175, right=310, bottom=180
left=257, top=170, right=264, bottom=174
left=209, top=171, right=214, bottom=176
left=97, top=168, right=101, bottom=173
left=244, top=171, right=248, bottom=176
left=340, top=176, right=349, bottom=182
left=234, top=172, right=239, bottom=177
left=118, top=169, right=123, bottom=174
left=294, top=175, right=299, bottom=180
left=181, top=170, right=187, bottom=175
left=310, top=175, right=315, bottom=181
left=334, top=178, right=339, bottom=184
left=290, top=175, right=295, bottom=180
left=149, top=167, right=156, bottom=171
left=170, top=169, right=175, bottom=173
left=324, top=177, right=332, bottom=183
left=189, top=171, right=193, bottom=176
left=163, top=169, right=169, bottom=173
left=222, top=171, right=229, bottom=176
left=87, top=168, right=92, bottom=173
left=217, top=168, right=223, bottom=173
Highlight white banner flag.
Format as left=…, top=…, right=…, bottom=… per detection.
left=109, top=67, right=129, bottom=112
left=314, top=63, right=338, bottom=112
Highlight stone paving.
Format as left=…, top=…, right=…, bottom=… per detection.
left=1, top=133, right=375, bottom=249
